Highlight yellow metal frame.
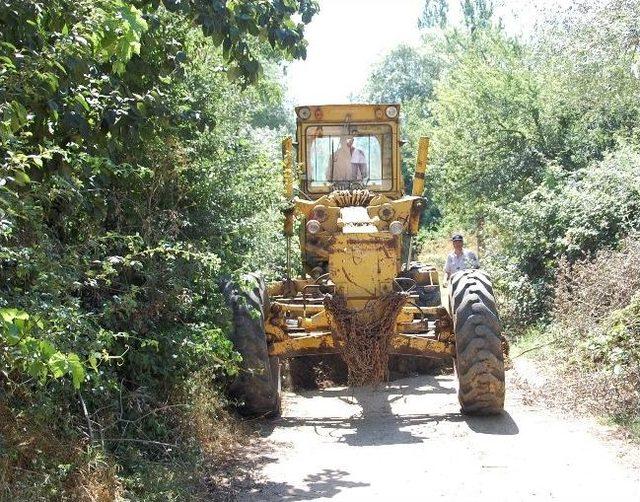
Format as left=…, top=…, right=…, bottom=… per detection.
left=295, top=104, right=404, bottom=199
left=270, top=332, right=454, bottom=359
left=266, top=104, right=454, bottom=363
left=264, top=285, right=454, bottom=360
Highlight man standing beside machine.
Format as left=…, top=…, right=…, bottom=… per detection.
left=444, top=233, right=479, bottom=282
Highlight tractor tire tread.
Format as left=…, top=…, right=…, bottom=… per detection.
left=451, top=273, right=505, bottom=416
left=222, top=273, right=281, bottom=417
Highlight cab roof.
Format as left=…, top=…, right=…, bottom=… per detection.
left=295, top=104, right=400, bottom=123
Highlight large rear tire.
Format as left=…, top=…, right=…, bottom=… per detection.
left=450, top=270, right=505, bottom=415
left=221, top=273, right=281, bottom=417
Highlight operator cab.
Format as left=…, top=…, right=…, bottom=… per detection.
left=295, top=104, right=403, bottom=198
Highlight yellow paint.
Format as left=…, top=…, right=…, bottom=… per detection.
left=328, top=232, right=399, bottom=306
left=268, top=331, right=454, bottom=359
left=282, top=136, right=294, bottom=198
left=412, top=136, right=429, bottom=197
left=408, top=137, right=430, bottom=235
left=265, top=104, right=453, bottom=362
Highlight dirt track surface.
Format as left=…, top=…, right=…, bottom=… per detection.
left=238, top=367, right=640, bottom=501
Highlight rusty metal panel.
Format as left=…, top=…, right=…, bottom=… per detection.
left=390, top=334, right=455, bottom=358
left=269, top=333, right=339, bottom=357
left=268, top=331, right=454, bottom=360
left=328, top=233, right=399, bottom=304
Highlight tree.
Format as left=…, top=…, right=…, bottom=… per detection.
left=361, top=44, right=442, bottom=104
left=419, top=0, right=494, bottom=33
left=0, top=0, right=312, bottom=496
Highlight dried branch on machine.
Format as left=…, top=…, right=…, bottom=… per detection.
left=324, top=292, right=409, bottom=386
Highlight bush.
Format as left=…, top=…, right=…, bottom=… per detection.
left=0, top=1, right=311, bottom=498
left=554, top=236, right=640, bottom=341
left=488, top=147, right=640, bottom=328
left=531, top=237, right=640, bottom=429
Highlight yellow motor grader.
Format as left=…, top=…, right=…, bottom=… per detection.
left=222, top=104, right=504, bottom=417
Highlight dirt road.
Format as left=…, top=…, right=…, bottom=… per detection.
left=236, top=365, right=640, bottom=501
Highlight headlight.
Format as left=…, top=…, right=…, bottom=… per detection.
left=385, top=106, right=398, bottom=119
left=306, top=219, right=321, bottom=234
left=389, top=220, right=403, bottom=235
left=312, top=204, right=328, bottom=222
left=378, top=203, right=394, bottom=221
left=297, top=107, right=311, bottom=120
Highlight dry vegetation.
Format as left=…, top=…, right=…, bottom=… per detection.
left=0, top=374, right=259, bottom=501
left=513, top=237, right=640, bottom=435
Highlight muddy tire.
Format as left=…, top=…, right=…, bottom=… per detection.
left=450, top=270, right=505, bottom=415
left=221, top=273, right=281, bottom=417
left=448, top=268, right=494, bottom=315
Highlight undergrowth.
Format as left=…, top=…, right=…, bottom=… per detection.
left=0, top=369, right=253, bottom=501
left=509, top=237, right=640, bottom=439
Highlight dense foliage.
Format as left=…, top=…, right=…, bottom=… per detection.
left=363, top=0, right=640, bottom=325
left=3, top=0, right=640, bottom=495
left=363, top=0, right=640, bottom=431
left=427, top=2, right=640, bottom=325
left=0, top=0, right=315, bottom=498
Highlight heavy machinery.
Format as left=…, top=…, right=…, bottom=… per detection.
left=222, top=104, right=504, bottom=417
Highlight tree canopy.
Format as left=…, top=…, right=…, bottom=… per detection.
left=0, top=0, right=315, bottom=497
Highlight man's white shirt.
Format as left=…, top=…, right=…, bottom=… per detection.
left=444, top=249, right=479, bottom=276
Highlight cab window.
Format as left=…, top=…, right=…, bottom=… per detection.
left=304, top=124, right=393, bottom=193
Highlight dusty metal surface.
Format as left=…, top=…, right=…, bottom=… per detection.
left=269, top=330, right=454, bottom=359
left=264, top=104, right=455, bottom=371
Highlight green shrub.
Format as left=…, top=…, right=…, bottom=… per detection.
left=0, top=0, right=314, bottom=498
left=488, top=147, right=640, bottom=328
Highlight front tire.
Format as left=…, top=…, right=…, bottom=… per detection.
left=221, top=273, right=281, bottom=417
left=450, top=270, right=505, bottom=415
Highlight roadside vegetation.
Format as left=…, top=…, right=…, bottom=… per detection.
left=0, top=0, right=316, bottom=499
left=360, top=0, right=640, bottom=435
left=3, top=0, right=640, bottom=499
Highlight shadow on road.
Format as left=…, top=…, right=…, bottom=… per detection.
left=260, top=375, right=519, bottom=445
left=245, top=468, right=369, bottom=501
left=205, top=442, right=368, bottom=501
left=233, top=375, right=519, bottom=500
left=464, top=411, right=519, bottom=435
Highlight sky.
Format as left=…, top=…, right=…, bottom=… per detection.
left=285, top=0, right=570, bottom=106
left=286, top=0, right=425, bottom=106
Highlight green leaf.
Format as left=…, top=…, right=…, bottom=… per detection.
left=0, top=56, right=15, bottom=69
left=88, top=352, right=101, bottom=371
left=10, top=100, right=27, bottom=125
left=29, top=155, right=43, bottom=168
left=5, top=325, right=20, bottom=344
left=13, top=170, right=30, bottom=185
left=75, top=94, right=91, bottom=112
left=67, top=353, right=85, bottom=389
left=1, top=308, right=22, bottom=322
left=28, top=360, right=47, bottom=380
left=48, top=352, right=67, bottom=379
left=39, top=340, right=56, bottom=359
